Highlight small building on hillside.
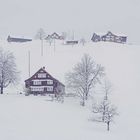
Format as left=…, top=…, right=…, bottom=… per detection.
left=91, top=33, right=101, bottom=42
left=25, top=67, right=65, bottom=95
left=7, top=35, right=32, bottom=43
left=64, top=40, right=79, bottom=45
left=91, top=31, right=127, bottom=43
left=45, top=32, right=64, bottom=40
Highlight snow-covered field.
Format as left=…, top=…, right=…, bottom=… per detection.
left=0, top=40, right=140, bottom=140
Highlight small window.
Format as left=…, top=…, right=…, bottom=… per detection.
left=33, top=81, right=41, bottom=85
left=47, top=79, right=53, bottom=85
left=47, top=86, right=53, bottom=91
left=38, top=73, right=46, bottom=78
left=31, top=87, right=44, bottom=91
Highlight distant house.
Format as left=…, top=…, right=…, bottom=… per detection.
left=25, top=67, right=65, bottom=95
left=7, top=35, right=32, bottom=43
left=64, top=40, right=79, bottom=45
left=91, top=33, right=101, bottom=42
left=45, top=32, right=64, bottom=40
left=91, top=31, right=127, bottom=43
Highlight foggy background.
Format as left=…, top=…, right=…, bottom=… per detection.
left=0, top=0, right=140, bottom=44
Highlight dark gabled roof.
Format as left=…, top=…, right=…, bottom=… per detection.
left=45, top=32, right=64, bottom=40
left=91, top=33, right=100, bottom=40
left=51, top=32, right=59, bottom=36
left=103, top=31, right=127, bottom=37
left=105, top=31, right=116, bottom=37
left=25, top=67, right=46, bottom=81
left=92, top=31, right=127, bottom=38
left=25, top=67, right=65, bottom=87
left=45, top=35, right=52, bottom=40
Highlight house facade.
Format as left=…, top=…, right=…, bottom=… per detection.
left=25, top=67, right=65, bottom=95
left=91, top=31, right=127, bottom=43
left=7, top=35, right=32, bottom=43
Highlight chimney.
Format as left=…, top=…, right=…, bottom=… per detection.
left=43, top=66, right=45, bottom=70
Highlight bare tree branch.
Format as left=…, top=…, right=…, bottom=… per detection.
left=66, top=54, right=105, bottom=106
left=0, top=48, right=19, bottom=94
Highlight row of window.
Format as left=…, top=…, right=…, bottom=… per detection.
left=31, top=86, right=53, bottom=92
left=46, top=86, right=53, bottom=91
left=33, top=79, right=53, bottom=85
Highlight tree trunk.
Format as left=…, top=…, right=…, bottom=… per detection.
left=102, top=112, right=105, bottom=122
left=85, top=94, right=88, bottom=100
left=41, top=39, right=43, bottom=56
left=81, top=98, right=85, bottom=106
left=1, top=71, right=4, bottom=94
left=107, top=122, right=110, bottom=131
left=85, top=88, right=88, bottom=100
left=102, top=105, right=106, bottom=122
left=0, top=86, right=3, bottom=94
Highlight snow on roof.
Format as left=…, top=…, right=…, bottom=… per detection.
left=93, top=31, right=127, bottom=37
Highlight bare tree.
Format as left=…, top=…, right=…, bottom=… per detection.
left=97, top=79, right=113, bottom=121
left=101, top=78, right=112, bottom=100
left=80, top=38, right=86, bottom=46
left=61, top=32, right=67, bottom=40
left=92, top=81, right=118, bottom=131
left=104, top=104, right=118, bottom=131
left=47, top=38, right=53, bottom=46
left=93, top=99, right=110, bottom=122
left=35, top=28, right=46, bottom=40
left=92, top=99, right=118, bottom=131
left=0, top=49, right=19, bottom=94
left=35, top=28, right=46, bottom=56
left=66, top=54, right=105, bottom=106
left=92, top=78, right=113, bottom=120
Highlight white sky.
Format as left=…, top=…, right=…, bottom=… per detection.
left=0, top=0, right=140, bottom=44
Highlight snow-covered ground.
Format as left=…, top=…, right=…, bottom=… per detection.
left=0, top=40, right=140, bottom=140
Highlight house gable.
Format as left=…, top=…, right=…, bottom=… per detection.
left=91, top=33, right=101, bottom=42
left=25, top=68, right=52, bottom=81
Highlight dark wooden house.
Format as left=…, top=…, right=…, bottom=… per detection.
left=25, top=67, right=65, bottom=95
left=7, top=35, right=32, bottom=43
left=91, top=31, right=127, bottom=43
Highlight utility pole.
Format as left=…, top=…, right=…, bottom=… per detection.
left=41, top=39, right=43, bottom=56
left=54, top=39, right=56, bottom=53
left=72, top=30, right=74, bottom=47
left=28, top=51, right=31, bottom=77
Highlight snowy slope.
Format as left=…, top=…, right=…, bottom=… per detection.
left=0, top=40, right=140, bottom=140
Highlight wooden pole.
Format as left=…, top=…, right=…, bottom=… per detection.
left=28, top=51, right=30, bottom=77
left=41, top=39, right=43, bottom=56
left=72, top=30, right=74, bottom=47
left=54, top=39, right=56, bottom=52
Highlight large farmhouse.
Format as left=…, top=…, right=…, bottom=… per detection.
left=25, top=67, right=65, bottom=95
left=91, top=31, right=127, bottom=43
left=7, top=35, right=32, bottom=43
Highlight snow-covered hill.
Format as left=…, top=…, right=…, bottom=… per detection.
left=0, top=40, right=140, bottom=140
